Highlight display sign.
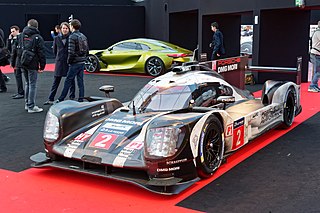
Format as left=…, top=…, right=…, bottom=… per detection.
left=214, top=57, right=241, bottom=74
left=201, top=56, right=248, bottom=89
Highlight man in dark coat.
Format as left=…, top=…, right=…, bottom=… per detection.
left=20, top=19, right=46, bottom=113
left=56, top=19, right=88, bottom=103
left=8, top=25, right=25, bottom=99
left=210, top=22, right=225, bottom=60
left=44, top=22, right=75, bottom=105
left=0, top=27, right=7, bottom=93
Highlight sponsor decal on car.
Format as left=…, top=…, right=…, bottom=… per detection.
left=100, top=128, right=126, bottom=135
left=156, top=166, right=180, bottom=172
left=102, top=122, right=133, bottom=131
left=89, top=133, right=118, bottom=150
left=106, top=118, right=143, bottom=126
left=64, top=125, right=100, bottom=158
left=127, top=140, right=144, bottom=150
left=64, top=140, right=83, bottom=158
left=91, top=105, right=106, bottom=118
left=166, top=158, right=187, bottom=165
left=232, top=117, right=245, bottom=150
left=225, top=123, right=233, bottom=137
left=260, top=105, right=282, bottom=125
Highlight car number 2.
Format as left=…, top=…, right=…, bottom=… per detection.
left=89, top=133, right=118, bottom=150
left=232, top=118, right=245, bottom=150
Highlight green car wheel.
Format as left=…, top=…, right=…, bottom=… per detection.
left=85, top=54, right=101, bottom=73
left=145, top=56, right=165, bottom=77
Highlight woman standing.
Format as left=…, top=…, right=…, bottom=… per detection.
left=44, top=22, right=75, bottom=104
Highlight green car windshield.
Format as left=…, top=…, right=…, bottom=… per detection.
left=129, top=83, right=197, bottom=112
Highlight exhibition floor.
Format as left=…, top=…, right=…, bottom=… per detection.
left=0, top=66, right=319, bottom=212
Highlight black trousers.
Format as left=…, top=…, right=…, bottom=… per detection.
left=211, top=51, right=222, bottom=61
left=48, top=76, right=75, bottom=101
left=14, top=68, right=24, bottom=95
left=0, top=70, right=6, bottom=90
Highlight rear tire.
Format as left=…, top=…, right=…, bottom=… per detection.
left=145, top=56, right=165, bottom=77
left=280, top=88, right=296, bottom=129
left=85, top=54, right=101, bottom=73
left=196, top=115, right=224, bottom=179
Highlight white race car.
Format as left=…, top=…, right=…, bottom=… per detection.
left=31, top=63, right=302, bottom=195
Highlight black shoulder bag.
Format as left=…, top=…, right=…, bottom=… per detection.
left=20, top=33, right=38, bottom=67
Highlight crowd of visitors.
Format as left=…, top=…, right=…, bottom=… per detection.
left=0, top=18, right=89, bottom=113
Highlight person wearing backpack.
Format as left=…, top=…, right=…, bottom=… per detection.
left=56, top=19, right=88, bottom=103
left=20, top=19, right=46, bottom=113
left=0, top=27, right=8, bottom=93
left=309, top=21, right=320, bottom=93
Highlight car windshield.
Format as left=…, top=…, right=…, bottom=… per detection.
left=129, top=83, right=197, bottom=112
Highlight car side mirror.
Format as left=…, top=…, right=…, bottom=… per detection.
left=107, top=47, right=113, bottom=51
left=217, top=96, right=235, bottom=109
left=99, top=85, right=114, bottom=98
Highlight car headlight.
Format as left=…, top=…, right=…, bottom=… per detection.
left=43, top=111, right=60, bottom=142
left=145, top=126, right=185, bottom=159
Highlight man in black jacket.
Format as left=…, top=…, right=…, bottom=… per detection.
left=20, top=19, right=46, bottom=113
left=0, top=27, right=7, bottom=93
left=57, top=19, right=88, bottom=103
left=8, top=25, right=25, bottom=99
left=210, top=22, right=225, bottom=60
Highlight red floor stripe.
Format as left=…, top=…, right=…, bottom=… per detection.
left=0, top=83, right=318, bottom=213
left=1, top=64, right=152, bottom=78
left=1, top=64, right=55, bottom=73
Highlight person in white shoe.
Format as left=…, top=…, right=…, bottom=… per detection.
left=18, top=19, right=46, bottom=113
left=309, top=20, right=320, bottom=93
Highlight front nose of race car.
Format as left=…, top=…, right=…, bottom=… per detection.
left=143, top=123, right=198, bottom=184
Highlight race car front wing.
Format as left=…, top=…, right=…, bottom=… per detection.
left=31, top=152, right=199, bottom=195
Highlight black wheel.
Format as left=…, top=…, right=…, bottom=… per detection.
left=196, top=115, right=224, bottom=179
left=280, top=88, right=296, bottom=129
left=145, top=56, right=165, bottom=77
left=85, top=54, right=101, bottom=73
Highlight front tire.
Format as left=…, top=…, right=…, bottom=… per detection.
left=280, top=87, right=296, bottom=129
left=85, top=54, right=101, bottom=73
left=145, top=56, right=165, bottom=77
left=196, top=115, right=224, bottom=179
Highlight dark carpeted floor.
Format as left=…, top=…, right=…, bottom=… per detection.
left=177, top=112, right=320, bottom=213
left=1, top=70, right=319, bottom=212
left=0, top=71, right=150, bottom=172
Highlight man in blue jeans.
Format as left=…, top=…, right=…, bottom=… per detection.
left=19, top=19, right=46, bottom=113
left=309, top=20, right=320, bottom=92
left=56, top=19, right=88, bottom=102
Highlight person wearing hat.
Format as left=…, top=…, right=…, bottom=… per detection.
left=210, top=22, right=225, bottom=60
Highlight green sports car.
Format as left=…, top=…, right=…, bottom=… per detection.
left=85, top=38, right=193, bottom=77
